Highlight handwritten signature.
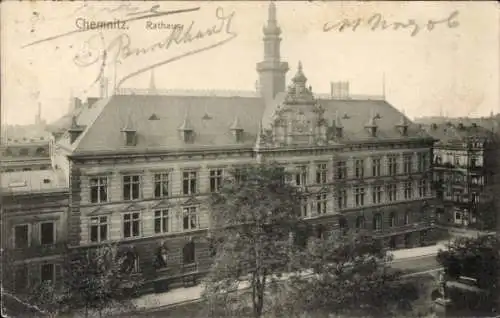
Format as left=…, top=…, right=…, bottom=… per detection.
left=74, top=7, right=237, bottom=89
left=323, top=10, right=460, bottom=36
left=22, top=4, right=237, bottom=93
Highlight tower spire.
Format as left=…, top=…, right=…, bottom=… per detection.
left=256, top=1, right=289, bottom=100
left=149, top=68, right=157, bottom=93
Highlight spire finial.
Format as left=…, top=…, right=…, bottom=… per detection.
left=292, top=61, right=307, bottom=84
left=268, top=1, right=277, bottom=22
left=149, top=69, right=157, bottom=92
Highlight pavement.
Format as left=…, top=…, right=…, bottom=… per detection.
left=128, top=241, right=449, bottom=314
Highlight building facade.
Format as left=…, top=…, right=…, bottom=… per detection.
left=1, top=139, right=51, bottom=173
left=1, top=170, right=68, bottom=293
left=6, top=3, right=437, bottom=294
left=427, top=122, right=498, bottom=231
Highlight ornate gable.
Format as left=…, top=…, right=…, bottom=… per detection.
left=258, top=62, right=334, bottom=148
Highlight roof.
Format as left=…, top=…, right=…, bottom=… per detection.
left=47, top=97, right=100, bottom=133
left=67, top=95, right=266, bottom=154
left=424, top=123, right=495, bottom=145
left=0, top=169, right=68, bottom=194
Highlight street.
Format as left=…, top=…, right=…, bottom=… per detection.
left=123, top=255, right=441, bottom=317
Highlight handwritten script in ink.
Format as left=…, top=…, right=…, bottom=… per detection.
left=323, top=10, right=460, bottom=37
left=22, top=4, right=238, bottom=91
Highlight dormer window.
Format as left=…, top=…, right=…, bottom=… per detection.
left=68, top=116, right=84, bottom=144
left=365, top=111, right=378, bottom=137
left=230, top=116, right=244, bottom=143
left=334, top=111, right=344, bottom=139
left=396, top=113, right=410, bottom=137
left=121, top=116, right=137, bottom=146
left=178, top=114, right=195, bottom=144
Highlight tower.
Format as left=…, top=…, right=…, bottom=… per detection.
left=256, top=1, right=289, bottom=101
left=149, top=69, right=157, bottom=93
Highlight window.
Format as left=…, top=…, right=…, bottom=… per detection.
left=233, top=168, right=246, bottom=184
left=154, top=209, right=170, bottom=234
left=355, top=159, right=364, bottom=178
left=123, top=175, right=141, bottom=200
left=316, top=163, right=327, bottom=184
left=373, top=214, right=382, bottom=230
left=470, top=157, right=477, bottom=168
left=418, top=180, right=427, bottom=197
left=183, top=206, right=198, bottom=231
left=40, top=263, right=55, bottom=283
left=315, top=193, right=327, bottom=215
left=90, top=176, right=108, bottom=203
left=40, top=222, right=55, bottom=245
left=372, top=158, right=381, bottom=177
left=454, top=154, right=460, bottom=166
left=14, top=265, right=28, bottom=291
left=372, top=186, right=382, bottom=204
left=154, top=173, right=170, bottom=198
left=300, top=198, right=309, bottom=218
left=22, top=168, right=32, bottom=171
left=123, top=212, right=141, bottom=238
left=388, top=157, right=398, bottom=176
left=337, top=189, right=347, bottom=209
left=404, top=181, right=413, bottom=199
left=354, top=187, right=365, bottom=207
left=182, top=171, right=198, bottom=195
left=404, top=211, right=410, bottom=225
left=471, top=193, right=479, bottom=204
left=355, top=216, right=365, bottom=230
left=19, top=148, right=29, bottom=156
left=295, top=165, right=308, bottom=186
left=35, top=147, right=46, bottom=156
left=336, top=161, right=347, bottom=180
left=338, top=217, right=348, bottom=236
left=14, top=224, right=30, bottom=248
left=122, top=251, right=140, bottom=273
left=389, top=212, right=397, bottom=227
left=209, top=169, right=224, bottom=192
left=403, top=155, right=413, bottom=174
left=183, top=241, right=195, bottom=264
left=90, top=216, right=108, bottom=243
left=386, top=184, right=397, bottom=202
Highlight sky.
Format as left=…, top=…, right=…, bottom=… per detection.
left=1, top=1, right=498, bottom=126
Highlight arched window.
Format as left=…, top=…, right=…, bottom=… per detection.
left=35, top=147, right=46, bottom=156
left=389, top=212, right=397, bottom=227
left=355, top=216, right=365, bottom=230
left=155, top=246, right=168, bottom=268
left=19, top=148, right=29, bottom=156
left=338, top=217, right=348, bottom=235
left=373, top=214, right=382, bottom=231
left=316, top=224, right=325, bottom=239
left=404, top=211, right=410, bottom=225
left=183, top=240, right=195, bottom=265
left=121, top=250, right=140, bottom=273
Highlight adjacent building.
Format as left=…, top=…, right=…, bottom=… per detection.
left=1, top=170, right=68, bottom=293
left=426, top=122, right=499, bottom=231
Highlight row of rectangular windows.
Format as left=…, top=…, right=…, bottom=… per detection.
left=89, top=207, right=199, bottom=243
left=300, top=180, right=429, bottom=215
left=89, top=156, right=430, bottom=203
left=12, top=221, right=56, bottom=249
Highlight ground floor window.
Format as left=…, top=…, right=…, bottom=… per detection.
left=389, top=236, right=397, bottom=249
left=14, top=265, right=28, bottom=291
left=40, top=263, right=55, bottom=283
left=183, top=240, right=195, bottom=265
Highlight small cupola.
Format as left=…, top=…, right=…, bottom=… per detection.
left=335, top=111, right=344, bottom=138
left=229, top=115, right=244, bottom=143
left=121, top=115, right=137, bottom=146
left=396, top=112, right=410, bottom=136
left=178, top=114, right=195, bottom=144
left=365, top=111, right=378, bottom=137
left=68, top=116, right=84, bottom=144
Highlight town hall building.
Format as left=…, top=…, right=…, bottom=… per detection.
left=3, top=3, right=437, bottom=293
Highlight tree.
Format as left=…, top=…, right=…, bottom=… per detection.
left=202, top=164, right=304, bottom=318
left=276, top=234, right=421, bottom=318
left=437, top=235, right=498, bottom=306
left=63, top=243, right=144, bottom=318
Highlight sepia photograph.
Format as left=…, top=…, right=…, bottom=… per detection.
left=1, top=1, right=499, bottom=317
